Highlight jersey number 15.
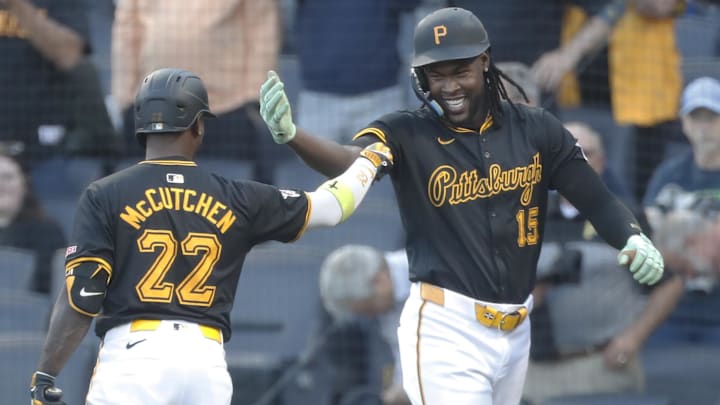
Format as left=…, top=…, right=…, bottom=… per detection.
left=516, top=207, right=539, bottom=247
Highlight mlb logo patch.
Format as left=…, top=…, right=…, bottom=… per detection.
left=152, top=123, right=165, bottom=130
left=166, top=173, right=184, bottom=184
left=280, top=189, right=300, bottom=199
left=65, top=245, right=77, bottom=257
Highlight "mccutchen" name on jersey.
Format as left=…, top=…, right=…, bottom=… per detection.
left=428, top=153, right=543, bottom=207
left=120, top=187, right=237, bottom=233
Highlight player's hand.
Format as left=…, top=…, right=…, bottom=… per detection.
left=618, top=233, right=664, bottom=285
left=30, top=371, right=65, bottom=405
left=359, top=142, right=394, bottom=180
left=259, top=70, right=296, bottom=144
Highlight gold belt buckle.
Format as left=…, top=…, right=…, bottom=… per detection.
left=498, top=311, right=518, bottom=331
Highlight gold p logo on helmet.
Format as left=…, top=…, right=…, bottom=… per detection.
left=433, top=25, right=447, bottom=45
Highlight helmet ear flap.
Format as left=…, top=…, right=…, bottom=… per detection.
left=412, top=67, right=429, bottom=92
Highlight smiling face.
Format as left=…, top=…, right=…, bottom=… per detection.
left=424, top=54, right=489, bottom=128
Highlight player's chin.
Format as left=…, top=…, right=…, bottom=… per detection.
left=444, top=111, right=471, bottom=126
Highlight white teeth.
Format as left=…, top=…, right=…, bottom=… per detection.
left=445, top=98, right=465, bottom=111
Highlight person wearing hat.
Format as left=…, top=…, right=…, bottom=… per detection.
left=258, top=7, right=665, bottom=404
left=643, top=76, right=720, bottom=345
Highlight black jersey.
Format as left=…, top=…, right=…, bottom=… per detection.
left=64, top=157, right=310, bottom=341
left=354, top=102, right=585, bottom=303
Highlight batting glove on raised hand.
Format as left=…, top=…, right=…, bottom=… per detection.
left=259, top=70, right=296, bottom=144
left=30, top=371, right=65, bottom=405
left=359, top=142, right=394, bottom=180
left=618, top=233, right=664, bottom=285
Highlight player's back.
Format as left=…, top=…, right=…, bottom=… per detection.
left=72, top=157, right=308, bottom=339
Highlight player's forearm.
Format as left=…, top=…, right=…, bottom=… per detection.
left=306, top=156, right=377, bottom=227
left=37, top=290, right=93, bottom=375
left=621, top=275, right=683, bottom=344
left=289, top=128, right=362, bottom=177
left=7, top=0, right=84, bottom=70
left=556, top=160, right=640, bottom=249
left=559, top=16, right=612, bottom=69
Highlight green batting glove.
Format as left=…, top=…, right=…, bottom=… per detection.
left=259, top=70, right=296, bottom=144
left=618, top=233, right=664, bottom=285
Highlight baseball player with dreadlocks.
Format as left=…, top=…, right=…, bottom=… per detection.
left=28, top=68, right=392, bottom=405
left=259, top=7, right=664, bottom=405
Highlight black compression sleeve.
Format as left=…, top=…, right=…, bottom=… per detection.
left=553, top=159, right=642, bottom=250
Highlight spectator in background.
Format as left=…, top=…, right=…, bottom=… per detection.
left=319, top=245, right=410, bottom=405
left=533, top=0, right=687, bottom=202
left=0, top=147, right=66, bottom=294
left=449, top=0, right=615, bottom=111
left=112, top=0, right=281, bottom=183
left=643, top=76, right=720, bottom=344
left=521, top=121, right=683, bottom=404
left=494, top=62, right=540, bottom=107
left=0, top=0, right=117, bottom=163
left=564, top=121, right=633, bottom=203
left=294, top=0, right=421, bottom=143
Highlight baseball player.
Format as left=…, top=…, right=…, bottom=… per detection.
left=258, top=7, right=665, bottom=405
left=28, top=68, right=392, bottom=405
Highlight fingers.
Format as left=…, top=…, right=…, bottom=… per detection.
left=260, top=70, right=282, bottom=99
left=260, top=83, right=287, bottom=120
left=629, top=246, right=647, bottom=273
left=273, top=103, right=290, bottom=123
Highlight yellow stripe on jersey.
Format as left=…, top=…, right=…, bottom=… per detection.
left=66, top=257, right=113, bottom=282
left=290, top=192, right=313, bottom=242
left=352, top=127, right=387, bottom=144
left=446, top=115, right=494, bottom=134
left=319, top=179, right=356, bottom=222
left=139, top=160, right=197, bottom=166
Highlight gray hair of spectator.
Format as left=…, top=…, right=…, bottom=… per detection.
left=495, top=61, right=540, bottom=106
left=319, top=245, right=385, bottom=322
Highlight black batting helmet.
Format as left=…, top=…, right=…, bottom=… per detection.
left=134, top=68, right=215, bottom=146
left=412, top=7, right=490, bottom=69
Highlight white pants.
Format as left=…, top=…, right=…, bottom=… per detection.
left=397, top=283, right=533, bottom=405
left=297, top=85, right=405, bottom=144
left=86, top=320, right=232, bottom=405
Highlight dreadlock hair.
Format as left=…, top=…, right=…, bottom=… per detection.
left=484, top=58, right=529, bottom=124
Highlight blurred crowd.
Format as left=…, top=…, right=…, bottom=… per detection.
left=1, top=0, right=719, bottom=404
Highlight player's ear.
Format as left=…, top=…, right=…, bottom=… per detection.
left=192, top=119, right=204, bottom=139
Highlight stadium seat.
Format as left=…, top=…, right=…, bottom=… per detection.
left=0, top=289, right=52, bottom=332
left=642, top=344, right=720, bottom=405
left=32, top=157, right=108, bottom=201
left=273, top=158, right=327, bottom=191
left=227, top=244, right=326, bottom=359
left=196, top=158, right=254, bottom=181
left=0, top=332, right=97, bottom=405
left=295, top=201, right=405, bottom=255
left=0, top=246, right=37, bottom=291
left=540, top=393, right=670, bottom=405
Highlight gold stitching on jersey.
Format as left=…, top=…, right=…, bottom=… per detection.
left=290, top=192, right=312, bottom=242
left=427, top=153, right=542, bottom=207
left=139, top=160, right=197, bottom=166
left=436, top=137, right=455, bottom=145
left=352, top=127, right=387, bottom=143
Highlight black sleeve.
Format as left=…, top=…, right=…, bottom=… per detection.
left=236, top=181, right=310, bottom=244
left=554, top=159, right=641, bottom=250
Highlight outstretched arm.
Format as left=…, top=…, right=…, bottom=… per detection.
left=555, top=160, right=664, bottom=285
left=259, top=71, right=361, bottom=177
left=306, top=143, right=393, bottom=228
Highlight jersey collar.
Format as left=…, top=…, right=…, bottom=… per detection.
left=139, top=156, right=197, bottom=166
left=443, top=114, right=494, bottom=134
